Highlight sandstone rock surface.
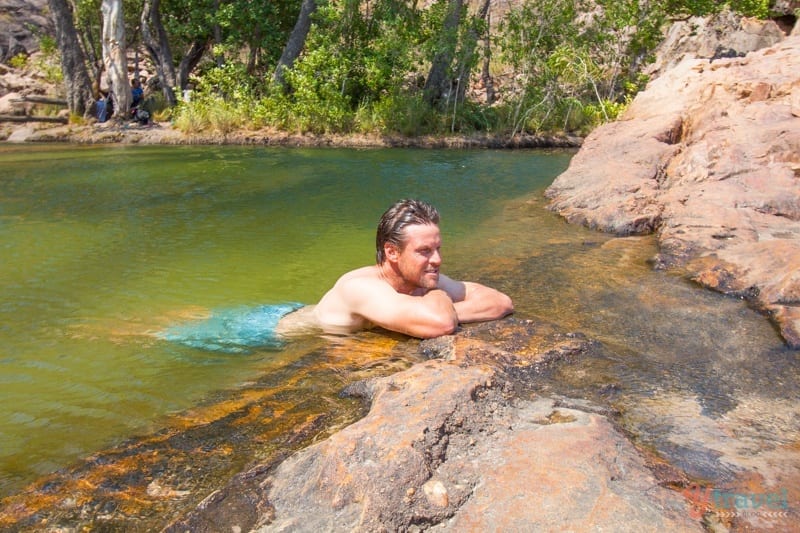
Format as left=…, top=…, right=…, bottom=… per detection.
left=168, top=319, right=700, bottom=532
left=546, top=33, right=800, bottom=347
left=645, top=10, right=786, bottom=78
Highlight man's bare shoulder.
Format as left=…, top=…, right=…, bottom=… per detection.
left=332, top=265, right=388, bottom=291
left=336, top=265, right=381, bottom=281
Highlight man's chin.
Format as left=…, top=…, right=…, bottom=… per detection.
left=422, top=273, right=439, bottom=289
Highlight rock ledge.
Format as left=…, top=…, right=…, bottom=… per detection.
left=546, top=34, right=800, bottom=347
left=168, top=319, right=701, bottom=532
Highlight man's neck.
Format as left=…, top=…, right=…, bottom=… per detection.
left=376, top=262, right=416, bottom=295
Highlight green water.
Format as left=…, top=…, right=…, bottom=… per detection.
left=2, top=144, right=799, bottom=523
left=0, top=144, right=573, bottom=497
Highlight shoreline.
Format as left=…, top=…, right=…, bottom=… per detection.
left=1, top=120, right=583, bottom=149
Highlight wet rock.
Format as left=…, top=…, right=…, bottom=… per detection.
left=0, top=333, right=417, bottom=532
left=169, top=320, right=699, bottom=532
left=546, top=32, right=800, bottom=347
left=256, top=372, right=698, bottom=531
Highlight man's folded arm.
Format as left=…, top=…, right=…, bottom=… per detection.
left=440, top=277, right=514, bottom=323
left=348, top=281, right=458, bottom=338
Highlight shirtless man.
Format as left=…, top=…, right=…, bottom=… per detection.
left=278, top=199, right=513, bottom=339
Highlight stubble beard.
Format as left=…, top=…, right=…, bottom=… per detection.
left=420, top=270, right=439, bottom=290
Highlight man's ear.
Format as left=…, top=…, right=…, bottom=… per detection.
left=384, top=242, right=400, bottom=262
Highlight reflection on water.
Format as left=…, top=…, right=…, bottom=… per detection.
left=1, top=145, right=799, bottom=529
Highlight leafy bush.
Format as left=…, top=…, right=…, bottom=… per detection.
left=38, top=35, right=58, bottom=56
left=173, top=101, right=209, bottom=134
left=8, top=54, right=28, bottom=69
left=172, top=62, right=257, bottom=134
left=362, top=93, right=439, bottom=136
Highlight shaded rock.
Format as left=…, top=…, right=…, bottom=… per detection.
left=0, top=0, right=52, bottom=62
left=645, top=10, right=787, bottom=79
left=546, top=33, right=800, bottom=347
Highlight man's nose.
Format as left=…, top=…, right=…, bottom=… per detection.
left=430, top=249, right=442, bottom=265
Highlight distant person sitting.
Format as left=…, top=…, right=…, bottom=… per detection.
left=96, top=92, right=112, bottom=123
left=131, top=78, right=144, bottom=108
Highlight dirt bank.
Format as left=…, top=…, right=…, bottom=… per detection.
left=1, top=118, right=582, bottom=149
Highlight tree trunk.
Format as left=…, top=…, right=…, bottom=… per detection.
left=141, top=0, right=178, bottom=106
left=177, top=39, right=209, bottom=95
left=453, top=0, right=491, bottom=106
left=47, top=0, right=94, bottom=116
left=480, top=4, right=494, bottom=104
left=77, top=20, right=103, bottom=97
left=0, top=115, right=69, bottom=124
left=101, top=0, right=130, bottom=118
left=423, top=0, right=463, bottom=107
left=272, top=0, right=317, bottom=90
left=212, top=0, right=224, bottom=67
left=246, top=24, right=262, bottom=75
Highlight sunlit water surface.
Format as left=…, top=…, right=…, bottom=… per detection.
left=1, top=144, right=798, bottom=521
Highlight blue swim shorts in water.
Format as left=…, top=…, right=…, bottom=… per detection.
left=157, top=302, right=304, bottom=353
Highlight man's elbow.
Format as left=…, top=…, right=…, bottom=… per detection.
left=498, top=294, right=514, bottom=318
left=416, top=314, right=458, bottom=339
left=486, top=293, right=514, bottom=320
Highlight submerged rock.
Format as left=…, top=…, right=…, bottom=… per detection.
left=546, top=31, right=800, bottom=347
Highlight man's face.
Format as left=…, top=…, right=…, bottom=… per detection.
left=394, top=223, right=442, bottom=290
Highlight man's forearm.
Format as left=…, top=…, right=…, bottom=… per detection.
left=453, top=285, right=513, bottom=323
left=414, top=289, right=459, bottom=337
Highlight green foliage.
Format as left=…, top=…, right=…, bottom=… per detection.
left=172, top=62, right=256, bottom=133
left=660, top=0, right=770, bottom=18
left=194, top=62, right=257, bottom=101
left=356, top=93, right=439, bottom=136
left=8, top=54, right=28, bottom=69
left=730, top=0, right=769, bottom=18
left=38, top=35, right=58, bottom=56
left=173, top=93, right=249, bottom=135
left=496, top=0, right=590, bottom=135
left=256, top=0, right=435, bottom=134
left=69, top=0, right=776, bottom=139
left=32, top=52, right=64, bottom=85
left=173, top=100, right=208, bottom=133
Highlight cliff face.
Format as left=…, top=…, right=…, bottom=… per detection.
left=0, top=0, right=51, bottom=62
left=546, top=24, right=800, bottom=347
